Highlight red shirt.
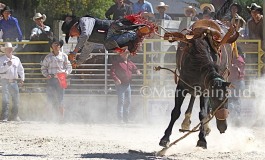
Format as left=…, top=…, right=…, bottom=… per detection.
left=228, top=55, right=245, bottom=82
left=110, top=57, right=138, bottom=84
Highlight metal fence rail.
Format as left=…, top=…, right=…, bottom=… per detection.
left=0, top=39, right=262, bottom=96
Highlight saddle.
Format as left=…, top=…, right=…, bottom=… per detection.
left=164, top=19, right=239, bottom=52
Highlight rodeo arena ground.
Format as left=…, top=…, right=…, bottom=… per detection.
left=1, top=2, right=265, bottom=160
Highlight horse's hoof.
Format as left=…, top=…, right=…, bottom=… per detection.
left=216, top=119, right=227, bottom=133
left=159, top=139, right=170, bottom=148
left=196, top=140, right=207, bottom=149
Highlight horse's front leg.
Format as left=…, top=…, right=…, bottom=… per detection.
left=196, top=96, right=209, bottom=149
left=159, top=85, right=187, bottom=147
left=181, top=95, right=195, bottom=131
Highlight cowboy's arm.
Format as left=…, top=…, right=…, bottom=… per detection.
left=13, top=18, right=23, bottom=41
left=17, top=59, right=25, bottom=81
left=131, top=62, right=141, bottom=75
left=74, top=17, right=96, bottom=53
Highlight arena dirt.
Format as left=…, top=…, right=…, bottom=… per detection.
left=0, top=120, right=265, bottom=160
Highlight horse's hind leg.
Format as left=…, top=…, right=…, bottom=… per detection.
left=159, top=85, right=187, bottom=147
left=181, top=96, right=195, bottom=131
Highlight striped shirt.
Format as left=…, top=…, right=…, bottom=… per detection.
left=0, top=55, right=25, bottom=81
left=41, top=51, right=72, bottom=77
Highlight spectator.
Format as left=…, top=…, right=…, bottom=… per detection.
left=31, top=13, right=53, bottom=42
left=105, top=0, right=132, bottom=20
left=0, top=6, right=22, bottom=42
left=132, top=0, right=154, bottom=14
left=155, top=2, right=172, bottom=20
left=41, top=38, right=72, bottom=121
left=199, top=3, right=215, bottom=20
left=200, top=3, right=215, bottom=13
left=184, top=6, right=198, bottom=21
left=228, top=50, right=245, bottom=124
left=229, top=3, right=246, bottom=35
left=28, top=13, right=53, bottom=63
left=246, top=3, right=263, bottom=43
left=179, top=6, right=198, bottom=31
left=0, top=3, right=5, bottom=20
left=110, top=50, right=141, bottom=123
left=0, top=42, right=25, bottom=122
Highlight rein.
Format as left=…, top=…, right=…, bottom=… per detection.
left=154, top=66, right=195, bottom=91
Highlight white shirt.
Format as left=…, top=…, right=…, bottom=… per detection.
left=0, top=54, right=25, bottom=81
left=30, top=25, right=51, bottom=39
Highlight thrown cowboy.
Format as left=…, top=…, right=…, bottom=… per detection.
left=61, top=14, right=152, bottom=66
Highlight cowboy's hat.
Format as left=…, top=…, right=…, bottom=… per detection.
left=33, top=13, right=47, bottom=22
left=1, top=42, right=15, bottom=52
left=247, top=3, right=263, bottom=14
left=184, top=6, right=197, bottom=17
left=200, top=3, right=215, bottom=12
left=229, top=3, right=242, bottom=14
left=156, top=2, right=169, bottom=10
left=1, top=6, right=12, bottom=15
left=61, top=16, right=79, bottom=43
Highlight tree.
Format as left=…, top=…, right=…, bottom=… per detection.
left=1, top=0, right=114, bottom=39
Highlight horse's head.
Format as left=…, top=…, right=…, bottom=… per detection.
left=208, top=77, right=230, bottom=133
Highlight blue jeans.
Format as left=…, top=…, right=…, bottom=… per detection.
left=1, top=79, right=20, bottom=119
left=109, top=32, right=137, bottom=46
left=116, top=83, right=131, bottom=122
left=46, top=78, right=64, bottom=109
left=228, top=79, right=245, bottom=117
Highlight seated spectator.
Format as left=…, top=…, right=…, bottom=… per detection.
left=155, top=2, right=172, bottom=20
left=0, top=6, right=22, bottom=42
left=31, top=13, right=52, bottom=41
left=21, top=13, right=53, bottom=67
left=105, top=0, right=132, bottom=20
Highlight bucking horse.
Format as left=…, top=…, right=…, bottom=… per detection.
left=158, top=19, right=239, bottom=149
